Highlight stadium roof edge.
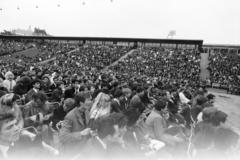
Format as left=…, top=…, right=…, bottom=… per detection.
left=0, top=35, right=203, bottom=45
left=203, top=43, right=240, bottom=48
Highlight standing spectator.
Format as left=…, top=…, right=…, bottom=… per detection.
left=110, top=89, right=126, bottom=113
left=59, top=94, right=91, bottom=158
left=22, top=91, right=48, bottom=128
left=2, top=71, right=16, bottom=93
left=25, top=79, right=42, bottom=103
left=145, top=98, right=183, bottom=146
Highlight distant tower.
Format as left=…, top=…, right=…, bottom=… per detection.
left=167, top=30, right=176, bottom=39
left=28, top=25, right=33, bottom=36
left=28, top=25, right=31, bottom=31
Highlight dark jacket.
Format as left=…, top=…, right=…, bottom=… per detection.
left=110, top=97, right=128, bottom=113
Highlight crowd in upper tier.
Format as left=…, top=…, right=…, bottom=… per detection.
left=0, top=39, right=34, bottom=56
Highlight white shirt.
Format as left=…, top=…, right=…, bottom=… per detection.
left=179, top=92, right=190, bottom=104
left=0, top=144, right=9, bottom=159
left=2, top=79, right=16, bottom=92
left=33, top=88, right=38, bottom=93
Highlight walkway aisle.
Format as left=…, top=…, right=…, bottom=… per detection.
left=200, top=53, right=210, bottom=81
left=102, top=49, right=137, bottom=71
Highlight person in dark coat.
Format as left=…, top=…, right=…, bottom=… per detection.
left=64, top=79, right=81, bottom=99
left=0, top=85, right=8, bottom=98
left=25, top=79, right=42, bottom=103
left=129, top=90, right=151, bottom=114
left=110, top=89, right=127, bottom=113
left=13, top=76, right=32, bottom=96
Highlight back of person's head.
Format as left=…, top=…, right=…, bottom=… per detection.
left=32, top=91, right=47, bottom=103
left=113, top=89, right=123, bottom=98
left=17, top=76, right=32, bottom=87
left=196, top=96, right=208, bottom=106
left=154, top=98, right=167, bottom=112
left=167, top=100, right=179, bottom=114
left=202, top=107, right=218, bottom=122
left=49, top=89, right=62, bottom=102
left=207, top=94, right=215, bottom=101
left=202, top=107, right=227, bottom=126
left=74, top=93, right=86, bottom=107
left=123, top=108, right=141, bottom=127
left=139, top=90, right=150, bottom=104
left=211, top=110, right=228, bottom=126
left=13, top=82, right=28, bottom=95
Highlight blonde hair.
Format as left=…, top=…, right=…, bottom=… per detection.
left=4, top=71, right=14, bottom=80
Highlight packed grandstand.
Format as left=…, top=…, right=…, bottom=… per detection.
left=0, top=35, right=240, bottom=160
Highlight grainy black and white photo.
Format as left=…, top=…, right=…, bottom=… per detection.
left=0, top=0, right=240, bottom=160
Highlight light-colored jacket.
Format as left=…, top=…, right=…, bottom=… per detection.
left=2, top=79, right=16, bottom=92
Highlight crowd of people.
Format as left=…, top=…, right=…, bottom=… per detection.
left=0, top=39, right=34, bottom=56
left=109, top=47, right=201, bottom=89
left=0, top=41, right=78, bottom=66
left=208, top=49, right=240, bottom=95
left=0, top=40, right=239, bottom=160
left=53, top=44, right=131, bottom=74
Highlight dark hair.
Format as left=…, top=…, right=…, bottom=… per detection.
left=154, top=98, right=167, bottom=112
left=211, top=110, right=227, bottom=126
left=139, top=91, right=150, bottom=104
left=113, top=89, right=123, bottom=98
left=49, top=89, right=62, bottom=102
left=32, top=91, right=47, bottom=102
left=32, top=79, right=42, bottom=86
left=167, top=100, right=179, bottom=114
left=123, top=108, right=141, bottom=127
left=72, top=79, right=80, bottom=84
left=74, top=93, right=86, bottom=107
left=196, top=96, right=208, bottom=106
left=207, top=94, right=215, bottom=100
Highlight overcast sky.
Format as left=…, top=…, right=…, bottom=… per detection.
left=0, top=0, right=239, bottom=45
